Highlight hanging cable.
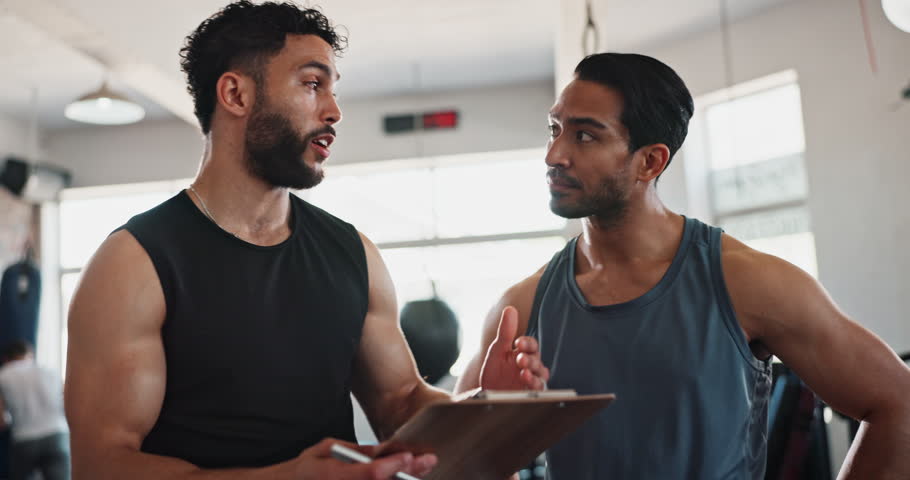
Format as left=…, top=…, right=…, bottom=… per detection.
left=719, top=0, right=735, bottom=92
left=717, top=0, right=744, bottom=193
left=858, top=0, right=879, bottom=74
left=581, top=0, right=601, bottom=56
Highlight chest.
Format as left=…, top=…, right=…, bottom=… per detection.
left=573, top=260, right=672, bottom=307
left=162, top=242, right=368, bottom=374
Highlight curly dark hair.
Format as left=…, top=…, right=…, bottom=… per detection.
left=180, top=1, right=347, bottom=133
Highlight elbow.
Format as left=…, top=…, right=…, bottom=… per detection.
left=377, top=380, right=438, bottom=440
left=860, top=395, right=910, bottom=427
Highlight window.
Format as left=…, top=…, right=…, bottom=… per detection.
left=308, top=148, right=567, bottom=375
left=697, top=71, right=818, bottom=277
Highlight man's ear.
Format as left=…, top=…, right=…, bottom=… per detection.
left=636, top=144, right=671, bottom=183
left=215, top=71, right=257, bottom=120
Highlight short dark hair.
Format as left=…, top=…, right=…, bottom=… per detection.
left=180, top=1, right=347, bottom=133
left=1, top=340, right=31, bottom=364
left=574, top=53, right=694, bottom=177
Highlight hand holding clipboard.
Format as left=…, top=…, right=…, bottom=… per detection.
left=376, top=389, right=615, bottom=480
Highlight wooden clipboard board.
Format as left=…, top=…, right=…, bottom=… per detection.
left=377, top=392, right=615, bottom=480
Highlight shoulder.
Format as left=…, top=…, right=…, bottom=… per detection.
left=493, top=264, right=549, bottom=336
left=720, top=233, right=810, bottom=289
left=69, top=229, right=165, bottom=331
left=719, top=233, right=822, bottom=341
left=292, top=194, right=357, bottom=233
left=357, top=232, right=382, bottom=273
left=114, top=193, right=192, bottom=250
left=122, top=192, right=189, bottom=229
left=294, top=195, right=365, bottom=259
left=96, top=229, right=157, bottom=269
left=505, top=266, right=547, bottom=308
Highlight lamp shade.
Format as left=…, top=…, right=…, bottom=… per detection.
left=64, top=83, right=145, bottom=125
left=883, top=0, right=910, bottom=33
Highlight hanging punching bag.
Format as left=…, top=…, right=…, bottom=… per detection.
left=399, top=298, right=460, bottom=385
left=0, top=259, right=41, bottom=349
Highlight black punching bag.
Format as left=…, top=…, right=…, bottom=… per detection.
left=0, top=259, right=41, bottom=349
left=399, top=298, right=460, bottom=385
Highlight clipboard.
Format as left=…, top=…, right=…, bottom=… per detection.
left=376, top=390, right=615, bottom=480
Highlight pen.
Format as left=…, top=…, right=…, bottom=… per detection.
left=330, top=443, right=422, bottom=480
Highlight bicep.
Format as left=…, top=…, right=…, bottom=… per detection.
left=349, top=233, right=422, bottom=414
left=732, top=252, right=910, bottom=420
left=65, top=231, right=167, bottom=459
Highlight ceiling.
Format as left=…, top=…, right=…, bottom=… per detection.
left=0, top=0, right=794, bottom=131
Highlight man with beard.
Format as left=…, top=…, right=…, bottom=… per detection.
left=455, top=53, right=910, bottom=479
left=63, top=2, right=549, bottom=479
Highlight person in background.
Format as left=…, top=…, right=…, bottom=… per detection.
left=0, top=340, right=70, bottom=480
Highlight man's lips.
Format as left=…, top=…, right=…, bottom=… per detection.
left=547, top=172, right=581, bottom=189
left=310, top=134, right=335, bottom=158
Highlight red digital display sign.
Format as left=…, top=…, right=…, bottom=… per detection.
left=422, top=110, right=458, bottom=130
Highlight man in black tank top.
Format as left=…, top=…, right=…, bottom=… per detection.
left=62, top=3, right=549, bottom=479
left=456, top=53, right=910, bottom=479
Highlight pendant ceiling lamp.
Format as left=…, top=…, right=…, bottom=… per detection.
left=64, top=82, right=145, bottom=125
left=882, top=0, right=910, bottom=33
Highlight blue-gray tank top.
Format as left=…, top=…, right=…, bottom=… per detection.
left=527, top=217, right=772, bottom=479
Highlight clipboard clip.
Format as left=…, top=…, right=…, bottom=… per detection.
left=468, top=389, right=578, bottom=401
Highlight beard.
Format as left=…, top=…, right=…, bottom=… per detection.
left=244, top=98, right=333, bottom=190
left=548, top=166, right=631, bottom=229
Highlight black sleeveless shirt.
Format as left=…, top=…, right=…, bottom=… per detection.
left=119, top=191, right=369, bottom=468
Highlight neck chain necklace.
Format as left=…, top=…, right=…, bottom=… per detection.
left=188, top=184, right=238, bottom=238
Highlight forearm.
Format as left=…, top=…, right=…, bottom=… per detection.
left=838, top=408, right=910, bottom=480
left=454, top=356, right=482, bottom=393
left=74, top=446, right=299, bottom=480
left=373, top=382, right=449, bottom=440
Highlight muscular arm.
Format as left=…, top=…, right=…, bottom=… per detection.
left=722, top=235, right=910, bottom=480
left=350, top=233, right=450, bottom=440
left=64, top=231, right=344, bottom=480
left=66, top=231, right=187, bottom=479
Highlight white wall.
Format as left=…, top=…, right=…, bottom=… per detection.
left=331, top=81, right=554, bottom=165
left=46, top=120, right=203, bottom=188
left=0, top=113, right=35, bottom=160
left=0, top=112, right=35, bottom=268
left=638, top=0, right=910, bottom=354
left=0, top=113, right=34, bottom=270
left=45, top=80, right=556, bottom=187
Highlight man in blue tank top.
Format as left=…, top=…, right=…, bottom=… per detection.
left=62, top=2, right=549, bottom=479
left=457, top=53, right=910, bottom=479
